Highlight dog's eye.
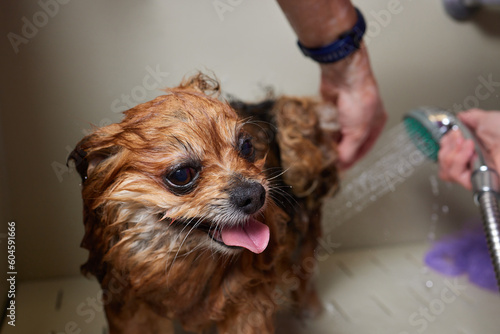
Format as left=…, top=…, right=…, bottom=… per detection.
left=239, top=138, right=254, bottom=160
left=167, top=167, right=197, bottom=187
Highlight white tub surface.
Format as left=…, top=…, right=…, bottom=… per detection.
left=2, top=243, right=499, bottom=334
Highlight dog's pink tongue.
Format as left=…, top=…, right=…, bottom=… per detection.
left=221, top=218, right=270, bottom=254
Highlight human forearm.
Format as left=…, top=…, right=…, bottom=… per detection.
left=276, top=0, right=357, bottom=48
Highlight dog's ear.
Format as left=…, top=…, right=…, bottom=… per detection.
left=67, top=123, right=122, bottom=183
left=68, top=123, right=124, bottom=281
left=177, top=72, right=221, bottom=97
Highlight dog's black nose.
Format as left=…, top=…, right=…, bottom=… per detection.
left=230, top=180, right=266, bottom=215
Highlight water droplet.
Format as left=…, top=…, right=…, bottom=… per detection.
left=428, top=232, right=436, bottom=241
left=325, top=302, right=335, bottom=313
left=442, top=205, right=449, bottom=214
left=426, top=280, right=434, bottom=288
left=429, top=176, right=439, bottom=196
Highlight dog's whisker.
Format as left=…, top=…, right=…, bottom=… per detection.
left=167, top=215, right=207, bottom=281
left=243, top=118, right=277, bottom=133
left=268, top=189, right=299, bottom=208
left=265, top=167, right=292, bottom=182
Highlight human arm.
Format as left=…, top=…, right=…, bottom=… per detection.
left=276, top=0, right=387, bottom=168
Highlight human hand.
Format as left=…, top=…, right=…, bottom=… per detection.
left=438, top=109, right=500, bottom=190
left=319, top=44, right=387, bottom=169
left=437, top=129, right=475, bottom=189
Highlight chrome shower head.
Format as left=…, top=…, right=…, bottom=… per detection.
left=403, top=107, right=485, bottom=165
left=403, top=107, right=495, bottom=189
left=404, top=106, right=500, bottom=289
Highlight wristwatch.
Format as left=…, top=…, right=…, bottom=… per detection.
left=297, top=7, right=366, bottom=64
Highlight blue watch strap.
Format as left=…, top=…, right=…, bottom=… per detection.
left=297, top=7, right=366, bottom=64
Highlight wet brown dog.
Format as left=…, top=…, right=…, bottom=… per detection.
left=69, top=74, right=339, bottom=333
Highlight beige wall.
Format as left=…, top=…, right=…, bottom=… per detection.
left=0, top=0, right=499, bottom=280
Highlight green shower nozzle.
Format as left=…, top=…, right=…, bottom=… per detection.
left=403, top=107, right=458, bottom=162
left=403, top=115, right=440, bottom=161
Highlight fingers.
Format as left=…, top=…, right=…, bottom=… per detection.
left=318, top=44, right=387, bottom=169
left=457, top=108, right=484, bottom=131
left=340, top=85, right=387, bottom=169
left=337, top=131, right=367, bottom=169
left=458, top=109, right=500, bottom=172
left=438, top=130, right=475, bottom=190
left=337, top=110, right=386, bottom=169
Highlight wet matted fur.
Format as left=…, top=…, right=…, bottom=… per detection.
left=69, top=74, right=340, bottom=334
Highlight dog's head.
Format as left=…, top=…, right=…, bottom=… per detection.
left=70, top=74, right=276, bottom=279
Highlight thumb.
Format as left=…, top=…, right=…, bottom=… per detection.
left=458, top=109, right=484, bottom=131
left=337, top=132, right=366, bottom=169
